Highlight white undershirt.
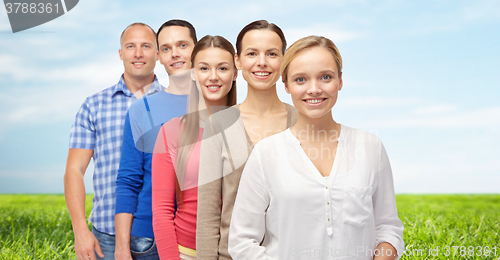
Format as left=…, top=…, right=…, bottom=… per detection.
left=228, top=125, right=405, bottom=260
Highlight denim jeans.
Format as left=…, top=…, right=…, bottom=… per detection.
left=130, top=235, right=159, bottom=260
left=92, top=226, right=115, bottom=260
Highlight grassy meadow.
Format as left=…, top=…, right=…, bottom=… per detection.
left=0, top=194, right=499, bottom=259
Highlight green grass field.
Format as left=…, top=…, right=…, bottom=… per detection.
left=0, top=195, right=498, bottom=259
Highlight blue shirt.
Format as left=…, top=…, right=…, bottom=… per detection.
left=69, top=75, right=164, bottom=235
left=115, top=90, right=188, bottom=238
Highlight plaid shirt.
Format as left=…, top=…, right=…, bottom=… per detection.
left=69, top=75, right=164, bottom=235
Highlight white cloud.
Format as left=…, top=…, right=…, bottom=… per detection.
left=375, top=107, right=500, bottom=129
left=461, top=0, right=500, bottom=23
left=0, top=14, right=10, bottom=32
left=392, top=156, right=500, bottom=194
left=337, top=96, right=421, bottom=108
left=0, top=54, right=32, bottom=81
left=285, top=27, right=364, bottom=46
left=413, top=104, right=458, bottom=116
left=0, top=54, right=124, bottom=133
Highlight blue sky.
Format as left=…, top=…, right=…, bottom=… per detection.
left=0, top=0, right=499, bottom=194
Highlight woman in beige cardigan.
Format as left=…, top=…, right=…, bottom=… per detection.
left=196, top=20, right=297, bottom=260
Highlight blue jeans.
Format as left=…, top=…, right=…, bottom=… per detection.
left=92, top=226, right=115, bottom=260
left=130, top=235, right=159, bottom=260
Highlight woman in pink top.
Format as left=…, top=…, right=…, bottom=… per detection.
left=152, top=35, right=238, bottom=260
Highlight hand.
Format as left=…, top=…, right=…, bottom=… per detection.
left=74, top=229, right=104, bottom=260
left=114, top=244, right=133, bottom=260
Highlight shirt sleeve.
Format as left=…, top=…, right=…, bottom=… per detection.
left=115, top=112, right=145, bottom=214
left=228, top=147, right=273, bottom=260
left=373, top=143, right=405, bottom=258
left=196, top=119, right=223, bottom=259
left=152, top=125, right=180, bottom=259
left=69, top=98, right=96, bottom=150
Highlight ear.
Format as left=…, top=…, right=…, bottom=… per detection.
left=235, top=54, right=242, bottom=70
left=156, top=50, right=159, bottom=62
left=190, top=68, right=197, bottom=81
left=284, top=82, right=290, bottom=94
left=119, top=49, right=123, bottom=61
left=338, top=73, right=343, bottom=91
left=233, top=69, right=238, bottom=81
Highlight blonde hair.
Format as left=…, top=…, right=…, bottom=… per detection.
left=280, top=36, right=342, bottom=84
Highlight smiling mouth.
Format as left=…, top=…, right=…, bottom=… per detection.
left=304, top=98, right=326, bottom=104
left=252, top=71, right=271, bottom=78
left=206, top=85, right=221, bottom=92
left=133, top=62, right=145, bottom=65
left=171, top=61, right=185, bottom=67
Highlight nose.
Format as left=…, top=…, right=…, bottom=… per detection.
left=307, top=79, right=322, bottom=95
left=134, top=47, right=144, bottom=58
left=257, top=54, right=267, bottom=67
left=171, top=47, right=180, bottom=58
left=209, top=69, right=218, bottom=81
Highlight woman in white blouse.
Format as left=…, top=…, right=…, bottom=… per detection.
left=228, top=36, right=405, bottom=260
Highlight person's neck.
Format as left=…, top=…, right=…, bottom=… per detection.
left=123, top=73, right=155, bottom=98
left=204, top=96, right=228, bottom=116
left=291, top=112, right=340, bottom=143
left=240, top=84, right=284, bottom=116
left=164, top=69, right=192, bottom=95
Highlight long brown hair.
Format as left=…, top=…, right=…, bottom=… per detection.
left=175, top=35, right=237, bottom=205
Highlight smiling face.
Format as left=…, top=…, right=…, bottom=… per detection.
left=158, top=26, right=195, bottom=75
left=235, top=29, right=283, bottom=90
left=119, top=25, right=158, bottom=81
left=285, top=46, right=343, bottom=120
left=194, top=47, right=237, bottom=107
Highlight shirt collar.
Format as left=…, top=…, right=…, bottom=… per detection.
left=112, top=74, right=163, bottom=97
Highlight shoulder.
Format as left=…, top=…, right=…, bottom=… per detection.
left=341, top=125, right=383, bottom=147
left=84, top=85, right=115, bottom=103
left=206, top=105, right=241, bottom=130
left=81, top=81, right=131, bottom=111
left=284, top=103, right=297, bottom=114
left=162, top=116, right=182, bottom=129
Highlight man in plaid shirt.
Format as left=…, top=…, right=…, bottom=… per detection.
left=64, top=23, right=163, bottom=260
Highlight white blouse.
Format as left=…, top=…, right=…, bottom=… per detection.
left=228, top=125, right=404, bottom=260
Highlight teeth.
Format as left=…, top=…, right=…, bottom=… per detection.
left=207, top=86, right=220, bottom=89
left=306, top=99, right=323, bottom=104
left=254, top=72, right=270, bottom=76
left=133, top=62, right=144, bottom=65
left=172, top=62, right=184, bottom=66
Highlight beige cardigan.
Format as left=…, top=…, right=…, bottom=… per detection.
left=196, top=104, right=298, bottom=259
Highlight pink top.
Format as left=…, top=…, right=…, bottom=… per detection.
left=152, top=117, right=203, bottom=259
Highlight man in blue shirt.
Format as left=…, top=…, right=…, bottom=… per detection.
left=114, top=20, right=197, bottom=260
left=64, top=23, right=163, bottom=260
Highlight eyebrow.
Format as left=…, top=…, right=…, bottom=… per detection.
left=124, top=41, right=154, bottom=45
left=244, top=47, right=280, bottom=52
left=177, top=40, right=190, bottom=45
left=319, top=70, right=337, bottom=75
left=197, top=62, right=231, bottom=66
left=290, top=70, right=337, bottom=78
